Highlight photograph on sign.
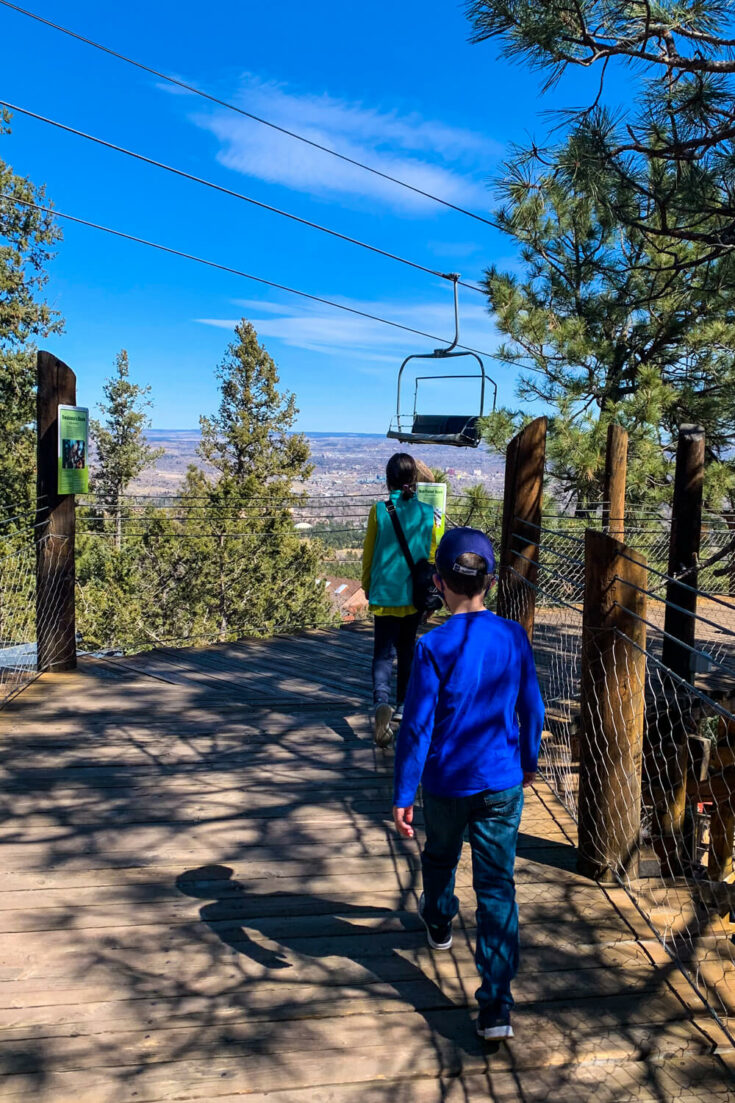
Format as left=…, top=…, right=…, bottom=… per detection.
left=57, top=405, right=89, bottom=494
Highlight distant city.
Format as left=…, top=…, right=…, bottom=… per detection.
left=132, top=431, right=506, bottom=505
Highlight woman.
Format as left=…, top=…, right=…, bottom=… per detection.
left=362, top=453, right=436, bottom=747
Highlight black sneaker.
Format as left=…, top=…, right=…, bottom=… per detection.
left=418, top=892, right=453, bottom=949
left=392, top=704, right=404, bottom=723
left=476, top=1008, right=514, bottom=1040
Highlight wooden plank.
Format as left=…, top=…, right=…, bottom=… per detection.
left=116, top=643, right=370, bottom=703
left=0, top=879, right=640, bottom=934
left=161, top=1058, right=735, bottom=1103
left=0, top=964, right=666, bottom=1027
left=0, top=994, right=702, bottom=1071
left=0, top=930, right=661, bottom=994
left=0, top=1016, right=726, bottom=1102
left=0, top=847, right=583, bottom=896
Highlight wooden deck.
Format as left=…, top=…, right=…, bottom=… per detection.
left=0, top=623, right=734, bottom=1101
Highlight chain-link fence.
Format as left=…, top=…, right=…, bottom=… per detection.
left=0, top=500, right=73, bottom=706
left=71, top=489, right=505, bottom=655
left=1, top=486, right=505, bottom=691
left=503, top=514, right=735, bottom=1040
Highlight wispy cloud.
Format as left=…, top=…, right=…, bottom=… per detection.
left=186, top=75, right=500, bottom=214
left=195, top=291, right=497, bottom=364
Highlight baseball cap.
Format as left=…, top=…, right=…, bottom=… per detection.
left=435, top=526, right=496, bottom=577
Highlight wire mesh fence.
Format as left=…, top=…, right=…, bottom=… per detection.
left=0, top=501, right=71, bottom=706
left=502, top=525, right=585, bottom=814
left=502, top=516, right=735, bottom=1039
left=71, top=489, right=505, bottom=655
left=0, top=486, right=506, bottom=679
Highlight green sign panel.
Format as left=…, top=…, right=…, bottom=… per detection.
left=58, top=404, right=89, bottom=494
left=417, top=481, right=447, bottom=541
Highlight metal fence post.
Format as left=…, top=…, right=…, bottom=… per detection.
left=577, top=530, right=647, bottom=881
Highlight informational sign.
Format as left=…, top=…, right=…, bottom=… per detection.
left=417, top=481, right=447, bottom=541
left=57, top=405, right=89, bottom=494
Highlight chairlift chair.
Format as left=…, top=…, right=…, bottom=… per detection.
left=387, top=276, right=497, bottom=448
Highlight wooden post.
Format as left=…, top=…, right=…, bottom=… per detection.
left=646, top=427, right=704, bottom=874
left=708, top=806, right=735, bottom=882
left=497, top=417, right=547, bottom=642
left=662, top=425, right=704, bottom=681
left=724, top=511, right=735, bottom=599
left=602, top=423, right=628, bottom=541
left=36, top=351, right=77, bottom=672
left=577, top=530, right=647, bottom=882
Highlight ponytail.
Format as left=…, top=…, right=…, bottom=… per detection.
left=386, top=452, right=417, bottom=500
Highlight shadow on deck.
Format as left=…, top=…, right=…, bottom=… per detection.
left=0, top=623, right=732, bottom=1101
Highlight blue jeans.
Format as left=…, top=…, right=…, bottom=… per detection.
left=421, top=784, right=524, bottom=1015
left=372, top=612, right=421, bottom=707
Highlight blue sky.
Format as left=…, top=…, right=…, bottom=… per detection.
left=3, top=0, right=610, bottom=431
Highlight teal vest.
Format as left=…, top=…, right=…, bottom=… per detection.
left=369, top=492, right=435, bottom=607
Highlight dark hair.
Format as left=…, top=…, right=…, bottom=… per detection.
left=438, top=552, right=491, bottom=598
left=386, top=452, right=417, bottom=500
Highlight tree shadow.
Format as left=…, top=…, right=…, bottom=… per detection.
left=0, top=624, right=733, bottom=1100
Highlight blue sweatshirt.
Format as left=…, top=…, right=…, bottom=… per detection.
left=393, top=610, right=544, bottom=807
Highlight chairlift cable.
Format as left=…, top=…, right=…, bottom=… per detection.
left=0, top=99, right=484, bottom=294
left=0, top=0, right=500, bottom=230
left=3, top=194, right=515, bottom=365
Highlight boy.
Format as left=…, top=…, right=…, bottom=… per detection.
left=392, top=527, right=544, bottom=1041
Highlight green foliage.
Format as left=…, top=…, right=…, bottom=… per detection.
left=90, top=349, right=163, bottom=549
left=448, top=481, right=503, bottom=540
left=480, top=409, right=529, bottom=454
left=0, top=110, right=63, bottom=514
left=77, top=321, right=335, bottom=653
left=442, top=482, right=502, bottom=610
left=482, top=146, right=735, bottom=511
left=199, top=320, right=312, bottom=488
left=466, top=2, right=735, bottom=259
left=191, top=321, right=331, bottom=640
left=321, top=555, right=362, bottom=582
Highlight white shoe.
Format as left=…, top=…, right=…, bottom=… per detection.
left=476, top=1014, right=514, bottom=1040
left=418, top=892, right=453, bottom=950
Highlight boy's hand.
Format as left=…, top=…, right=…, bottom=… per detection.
left=393, top=805, right=415, bottom=839
left=522, top=772, right=537, bottom=789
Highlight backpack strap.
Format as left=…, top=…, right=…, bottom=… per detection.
left=385, top=500, right=416, bottom=572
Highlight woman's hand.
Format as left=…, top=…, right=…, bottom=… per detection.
left=522, top=772, right=537, bottom=789
left=393, top=805, right=415, bottom=838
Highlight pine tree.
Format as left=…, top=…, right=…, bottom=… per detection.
left=76, top=351, right=163, bottom=651
left=191, top=320, right=332, bottom=640
left=466, top=2, right=735, bottom=262
left=91, top=350, right=163, bottom=549
left=0, top=110, right=63, bottom=515
left=482, top=146, right=735, bottom=513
